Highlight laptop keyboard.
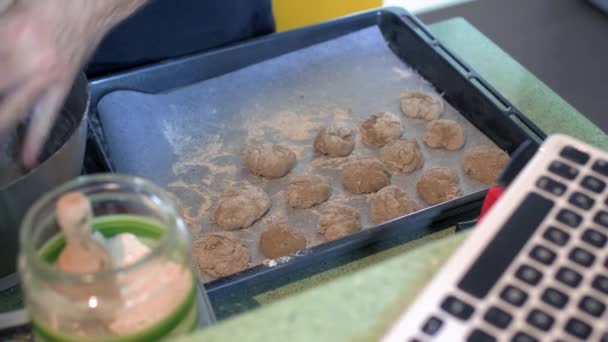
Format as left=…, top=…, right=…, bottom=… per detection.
left=384, top=137, right=608, bottom=342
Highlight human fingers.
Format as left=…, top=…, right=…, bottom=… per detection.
left=0, top=1, right=65, bottom=97
left=0, top=34, right=27, bottom=94
left=0, top=79, right=47, bottom=132
left=21, top=85, right=69, bottom=168
left=0, top=63, right=39, bottom=95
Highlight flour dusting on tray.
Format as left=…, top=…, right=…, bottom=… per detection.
left=97, top=27, right=503, bottom=282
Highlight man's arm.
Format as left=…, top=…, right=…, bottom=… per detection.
left=0, top=0, right=147, bottom=166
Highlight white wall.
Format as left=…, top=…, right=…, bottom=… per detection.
left=383, top=0, right=476, bottom=14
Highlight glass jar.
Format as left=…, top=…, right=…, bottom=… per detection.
left=19, top=174, right=214, bottom=341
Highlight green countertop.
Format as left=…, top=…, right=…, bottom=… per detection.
left=187, top=17, right=607, bottom=341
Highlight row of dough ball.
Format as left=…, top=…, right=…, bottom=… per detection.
left=195, top=91, right=510, bottom=277
left=197, top=149, right=507, bottom=279
left=343, top=143, right=509, bottom=196
left=313, top=90, right=448, bottom=158
left=358, top=90, right=448, bottom=150
left=198, top=148, right=507, bottom=278
left=359, top=90, right=463, bottom=149
left=195, top=199, right=356, bottom=278
left=242, top=115, right=468, bottom=194
left=342, top=159, right=461, bottom=205
left=193, top=174, right=388, bottom=278
left=359, top=112, right=465, bottom=150
left=243, top=91, right=465, bottom=180
left=212, top=176, right=332, bottom=232
left=196, top=176, right=334, bottom=278
left=242, top=91, right=465, bottom=181
left=317, top=113, right=465, bottom=158
left=211, top=142, right=508, bottom=236
left=194, top=171, right=446, bottom=279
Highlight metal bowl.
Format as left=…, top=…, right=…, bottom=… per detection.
left=0, top=74, right=89, bottom=289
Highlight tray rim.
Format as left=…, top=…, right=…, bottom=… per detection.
left=87, top=6, right=546, bottom=309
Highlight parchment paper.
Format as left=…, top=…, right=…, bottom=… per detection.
left=97, top=27, right=499, bottom=281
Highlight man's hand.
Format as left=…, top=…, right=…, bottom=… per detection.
left=0, top=0, right=145, bottom=167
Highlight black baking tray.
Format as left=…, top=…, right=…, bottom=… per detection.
left=88, top=7, right=545, bottom=317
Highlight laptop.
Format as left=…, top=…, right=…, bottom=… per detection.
left=384, top=134, right=608, bottom=341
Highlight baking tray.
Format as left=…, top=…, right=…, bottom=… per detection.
left=97, top=25, right=513, bottom=278
left=88, top=7, right=545, bottom=307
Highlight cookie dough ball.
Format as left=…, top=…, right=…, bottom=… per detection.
left=245, top=143, right=296, bottom=178
left=400, top=91, right=444, bottom=120
left=343, top=158, right=391, bottom=194
left=462, top=145, right=510, bottom=185
left=416, top=167, right=461, bottom=205
left=195, top=232, right=249, bottom=278
left=423, top=119, right=465, bottom=150
left=314, top=127, right=355, bottom=157
left=369, top=185, right=419, bottom=224
left=287, top=175, right=332, bottom=209
left=213, top=185, right=271, bottom=230
left=317, top=203, right=361, bottom=241
left=360, top=112, right=402, bottom=147
left=260, top=222, right=306, bottom=259
left=379, top=139, right=424, bottom=173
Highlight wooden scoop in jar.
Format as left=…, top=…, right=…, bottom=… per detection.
left=56, top=192, right=112, bottom=273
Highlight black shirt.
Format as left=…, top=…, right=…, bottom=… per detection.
left=87, top=0, right=274, bottom=77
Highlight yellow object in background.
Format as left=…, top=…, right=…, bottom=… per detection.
left=272, top=0, right=382, bottom=32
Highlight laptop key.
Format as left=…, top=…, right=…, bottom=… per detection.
left=568, top=247, right=595, bottom=267
left=467, top=329, right=496, bottom=342
left=560, top=146, right=590, bottom=165
left=592, top=274, right=608, bottom=295
left=543, top=227, right=570, bottom=246
left=536, top=176, right=566, bottom=196
left=529, top=245, right=556, bottom=265
left=568, top=191, right=594, bottom=210
left=581, top=175, right=606, bottom=193
left=592, top=159, right=608, bottom=177
left=541, top=287, right=569, bottom=309
left=526, top=309, right=554, bottom=331
left=440, top=295, right=474, bottom=321
left=500, top=285, right=528, bottom=307
left=594, top=210, right=608, bottom=229
left=578, top=295, right=606, bottom=317
left=548, top=160, right=579, bottom=180
left=483, top=306, right=512, bottom=329
left=555, top=267, right=582, bottom=288
left=511, top=331, right=538, bottom=342
left=421, top=315, right=443, bottom=336
left=458, top=193, right=553, bottom=299
left=556, top=209, right=582, bottom=228
left=515, top=265, right=543, bottom=286
left=564, top=318, right=592, bottom=340
left=581, top=228, right=607, bottom=248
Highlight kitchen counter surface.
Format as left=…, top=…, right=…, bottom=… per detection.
left=421, top=0, right=608, bottom=133
left=181, top=16, right=607, bottom=341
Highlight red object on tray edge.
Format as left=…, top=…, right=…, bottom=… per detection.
left=478, top=187, right=505, bottom=222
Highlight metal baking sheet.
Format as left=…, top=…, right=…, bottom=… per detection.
left=97, top=26, right=501, bottom=282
